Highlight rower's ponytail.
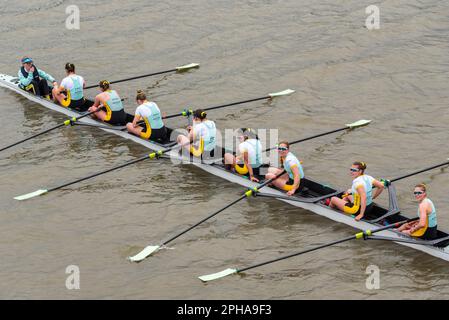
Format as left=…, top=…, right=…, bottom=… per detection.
left=65, top=63, right=75, bottom=73
left=193, top=109, right=207, bottom=120
left=136, top=90, right=146, bottom=101
left=99, top=80, right=110, bottom=90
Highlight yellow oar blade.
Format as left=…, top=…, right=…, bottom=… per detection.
left=14, top=189, right=48, bottom=201
left=268, top=89, right=295, bottom=98
left=176, top=63, right=200, bottom=71
left=346, top=119, right=372, bottom=129
left=198, top=268, right=238, bottom=282
left=128, top=245, right=160, bottom=262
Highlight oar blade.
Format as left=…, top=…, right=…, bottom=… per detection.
left=346, top=119, right=371, bottom=129
left=14, top=189, right=48, bottom=201
left=176, top=63, right=200, bottom=72
left=268, top=89, right=295, bottom=98
left=128, top=245, right=160, bottom=262
left=198, top=268, right=238, bottom=282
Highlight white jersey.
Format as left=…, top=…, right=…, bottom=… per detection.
left=135, top=101, right=164, bottom=129
left=193, top=120, right=216, bottom=152
left=239, top=139, right=262, bottom=168
left=351, top=175, right=375, bottom=206
left=60, top=75, right=85, bottom=92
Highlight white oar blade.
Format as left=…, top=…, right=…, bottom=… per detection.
left=198, top=268, right=238, bottom=282
left=14, top=189, right=48, bottom=201
left=346, top=119, right=372, bottom=129
left=268, top=89, right=295, bottom=98
left=176, top=63, right=200, bottom=71
left=128, top=245, right=160, bottom=262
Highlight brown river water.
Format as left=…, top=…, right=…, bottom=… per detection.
left=1, top=0, right=449, bottom=299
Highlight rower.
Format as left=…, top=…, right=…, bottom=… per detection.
left=396, top=183, right=438, bottom=240
left=18, top=56, right=57, bottom=99
left=126, top=90, right=168, bottom=141
left=52, top=63, right=86, bottom=111
left=224, top=128, right=262, bottom=182
left=88, top=80, right=126, bottom=125
left=329, top=161, right=384, bottom=221
left=176, top=109, right=216, bottom=158
left=265, top=141, right=304, bottom=196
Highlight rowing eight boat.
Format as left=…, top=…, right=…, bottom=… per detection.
left=1, top=72, right=449, bottom=263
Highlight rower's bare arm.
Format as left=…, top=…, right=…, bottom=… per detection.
left=372, top=179, right=385, bottom=199
left=416, top=202, right=429, bottom=230
left=91, top=95, right=101, bottom=109
left=132, top=114, right=141, bottom=127
left=287, top=166, right=301, bottom=196
left=355, top=186, right=366, bottom=221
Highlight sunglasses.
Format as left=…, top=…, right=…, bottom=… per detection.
left=276, top=147, right=288, bottom=151
left=413, top=191, right=424, bottom=196
left=349, top=168, right=360, bottom=172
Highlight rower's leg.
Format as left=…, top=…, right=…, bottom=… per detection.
left=94, top=110, right=108, bottom=121
left=329, top=196, right=348, bottom=211
left=270, top=173, right=290, bottom=190
left=177, top=135, right=191, bottom=151
left=223, top=153, right=236, bottom=170
left=52, top=88, right=66, bottom=105
left=126, top=123, right=143, bottom=136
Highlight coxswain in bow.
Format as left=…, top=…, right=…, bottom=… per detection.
left=88, top=80, right=127, bottom=125
left=52, top=63, right=87, bottom=111
left=265, top=141, right=304, bottom=196
left=177, top=109, right=216, bottom=158
left=18, top=56, right=57, bottom=99
left=126, top=90, right=168, bottom=142
left=224, top=128, right=263, bottom=182
left=329, top=161, right=384, bottom=221
left=396, top=183, right=438, bottom=240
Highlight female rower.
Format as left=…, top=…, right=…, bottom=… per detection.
left=52, top=63, right=86, bottom=110
left=224, top=128, right=262, bottom=182
left=265, top=141, right=304, bottom=196
left=329, top=161, right=384, bottom=221
left=176, top=109, right=216, bottom=158
left=88, top=80, right=126, bottom=125
left=126, top=90, right=168, bottom=141
left=396, top=183, right=437, bottom=240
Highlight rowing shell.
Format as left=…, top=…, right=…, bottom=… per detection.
left=1, top=73, right=449, bottom=262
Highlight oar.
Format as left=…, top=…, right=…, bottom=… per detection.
left=13, top=93, right=297, bottom=200
left=264, top=119, right=372, bottom=153
left=162, top=89, right=295, bottom=119
left=0, top=108, right=105, bottom=153
left=387, top=158, right=449, bottom=184
left=83, top=63, right=200, bottom=90
left=128, top=171, right=286, bottom=262
left=14, top=143, right=186, bottom=201
left=198, top=217, right=417, bottom=282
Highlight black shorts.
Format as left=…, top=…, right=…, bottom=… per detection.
left=68, top=98, right=88, bottom=112
left=143, top=125, right=168, bottom=142
left=106, top=110, right=127, bottom=126
left=418, top=226, right=438, bottom=240
left=344, top=202, right=374, bottom=215
left=285, top=177, right=305, bottom=193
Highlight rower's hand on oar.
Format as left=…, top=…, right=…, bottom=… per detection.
left=250, top=176, right=259, bottom=183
